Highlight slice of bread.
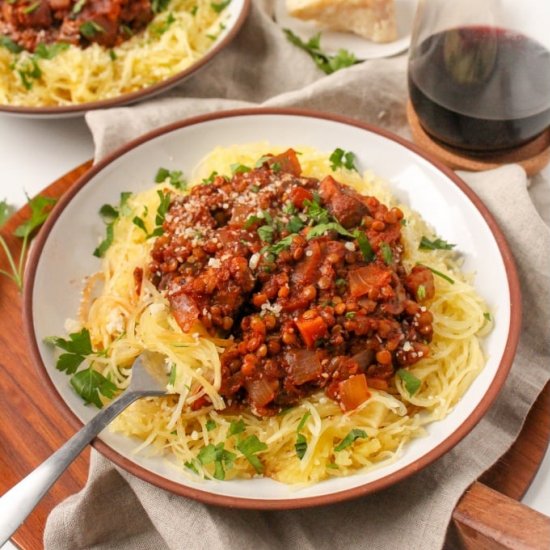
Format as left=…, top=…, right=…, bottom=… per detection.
left=287, top=0, right=397, bottom=43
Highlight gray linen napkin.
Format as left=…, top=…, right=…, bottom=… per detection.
left=45, top=2, right=550, bottom=548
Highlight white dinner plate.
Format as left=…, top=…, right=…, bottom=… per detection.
left=274, top=0, right=418, bottom=59
left=24, top=109, right=520, bottom=508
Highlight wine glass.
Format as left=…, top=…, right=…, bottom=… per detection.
left=407, top=0, right=550, bottom=153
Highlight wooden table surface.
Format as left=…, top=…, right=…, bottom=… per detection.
left=0, top=163, right=548, bottom=550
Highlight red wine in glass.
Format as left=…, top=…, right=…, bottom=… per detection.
left=408, top=26, right=550, bottom=152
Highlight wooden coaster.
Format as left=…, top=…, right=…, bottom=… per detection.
left=407, top=100, right=550, bottom=176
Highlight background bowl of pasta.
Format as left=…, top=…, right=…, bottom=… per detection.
left=0, top=0, right=249, bottom=118
left=23, top=109, right=520, bottom=508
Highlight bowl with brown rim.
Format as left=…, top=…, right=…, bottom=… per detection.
left=23, top=108, right=520, bottom=508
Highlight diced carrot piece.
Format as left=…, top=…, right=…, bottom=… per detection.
left=339, top=374, right=370, bottom=411
left=271, top=149, right=302, bottom=176
left=295, top=315, right=328, bottom=348
left=290, top=186, right=314, bottom=209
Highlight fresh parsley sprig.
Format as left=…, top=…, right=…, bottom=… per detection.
left=45, top=328, right=118, bottom=408
left=237, top=435, right=267, bottom=473
left=94, top=192, right=132, bottom=257
left=155, top=167, right=187, bottom=190
left=0, top=195, right=56, bottom=291
left=132, top=190, right=171, bottom=239
left=329, top=148, right=358, bottom=172
left=152, top=0, right=170, bottom=13
left=197, top=442, right=236, bottom=480
left=283, top=29, right=358, bottom=75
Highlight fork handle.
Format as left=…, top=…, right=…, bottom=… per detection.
left=0, top=390, right=140, bottom=546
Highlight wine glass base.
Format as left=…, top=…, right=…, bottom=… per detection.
left=406, top=100, right=550, bottom=177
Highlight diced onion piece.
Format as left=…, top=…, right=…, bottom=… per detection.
left=168, top=292, right=199, bottom=332
left=339, top=374, right=370, bottom=411
left=285, top=350, right=322, bottom=385
left=245, top=378, right=275, bottom=408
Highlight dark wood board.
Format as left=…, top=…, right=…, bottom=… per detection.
left=0, top=162, right=548, bottom=549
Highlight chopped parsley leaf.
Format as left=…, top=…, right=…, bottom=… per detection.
left=354, top=229, right=374, bottom=262
left=257, top=224, right=274, bottom=243
left=155, top=167, right=186, bottom=190
left=397, top=369, right=421, bottom=396
left=205, top=419, right=217, bottom=431
left=80, top=20, right=105, bottom=39
left=419, top=236, right=456, bottom=251
left=287, top=215, right=304, bottom=233
left=296, top=411, right=311, bottom=432
left=34, top=42, right=70, bottom=60
left=0, top=35, right=23, bottom=54
left=71, top=0, right=86, bottom=15
left=151, top=12, right=175, bottom=36
left=168, top=364, right=177, bottom=385
left=334, top=429, right=367, bottom=452
left=237, top=435, right=267, bottom=473
left=417, top=284, right=426, bottom=301
left=295, top=433, right=307, bottom=459
left=262, top=234, right=296, bottom=256
left=152, top=0, right=170, bottom=13
left=198, top=442, right=235, bottom=480
left=380, top=242, right=393, bottom=264
left=418, top=263, right=455, bottom=284
left=70, top=367, right=117, bottom=408
left=230, top=163, right=251, bottom=175
left=228, top=418, right=246, bottom=436
left=23, top=1, right=40, bottom=14
left=329, top=148, right=358, bottom=172
left=44, top=328, right=93, bottom=374
left=211, top=0, right=231, bottom=13
left=306, top=222, right=352, bottom=240
left=202, top=171, right=219, bottom=185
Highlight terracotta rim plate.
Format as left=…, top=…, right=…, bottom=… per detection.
left=23, top=108, right=521, bottom=509
left=0, top=0, right=250, bottom=119
left=274, top=0, right=418, bottom=59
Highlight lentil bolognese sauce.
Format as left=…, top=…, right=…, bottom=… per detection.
left=47, top=143, right=491, bottom=483
left=149, top=149, right=435, bottom=417
left=0, top=0, right=153, bottom=52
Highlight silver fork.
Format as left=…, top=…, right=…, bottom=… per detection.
left=0, top=353, right=170, bottom=546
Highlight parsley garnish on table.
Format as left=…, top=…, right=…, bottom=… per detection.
left=0, top=195, right=57, bottom=291
left=283, top=29, right=358, bottom=75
